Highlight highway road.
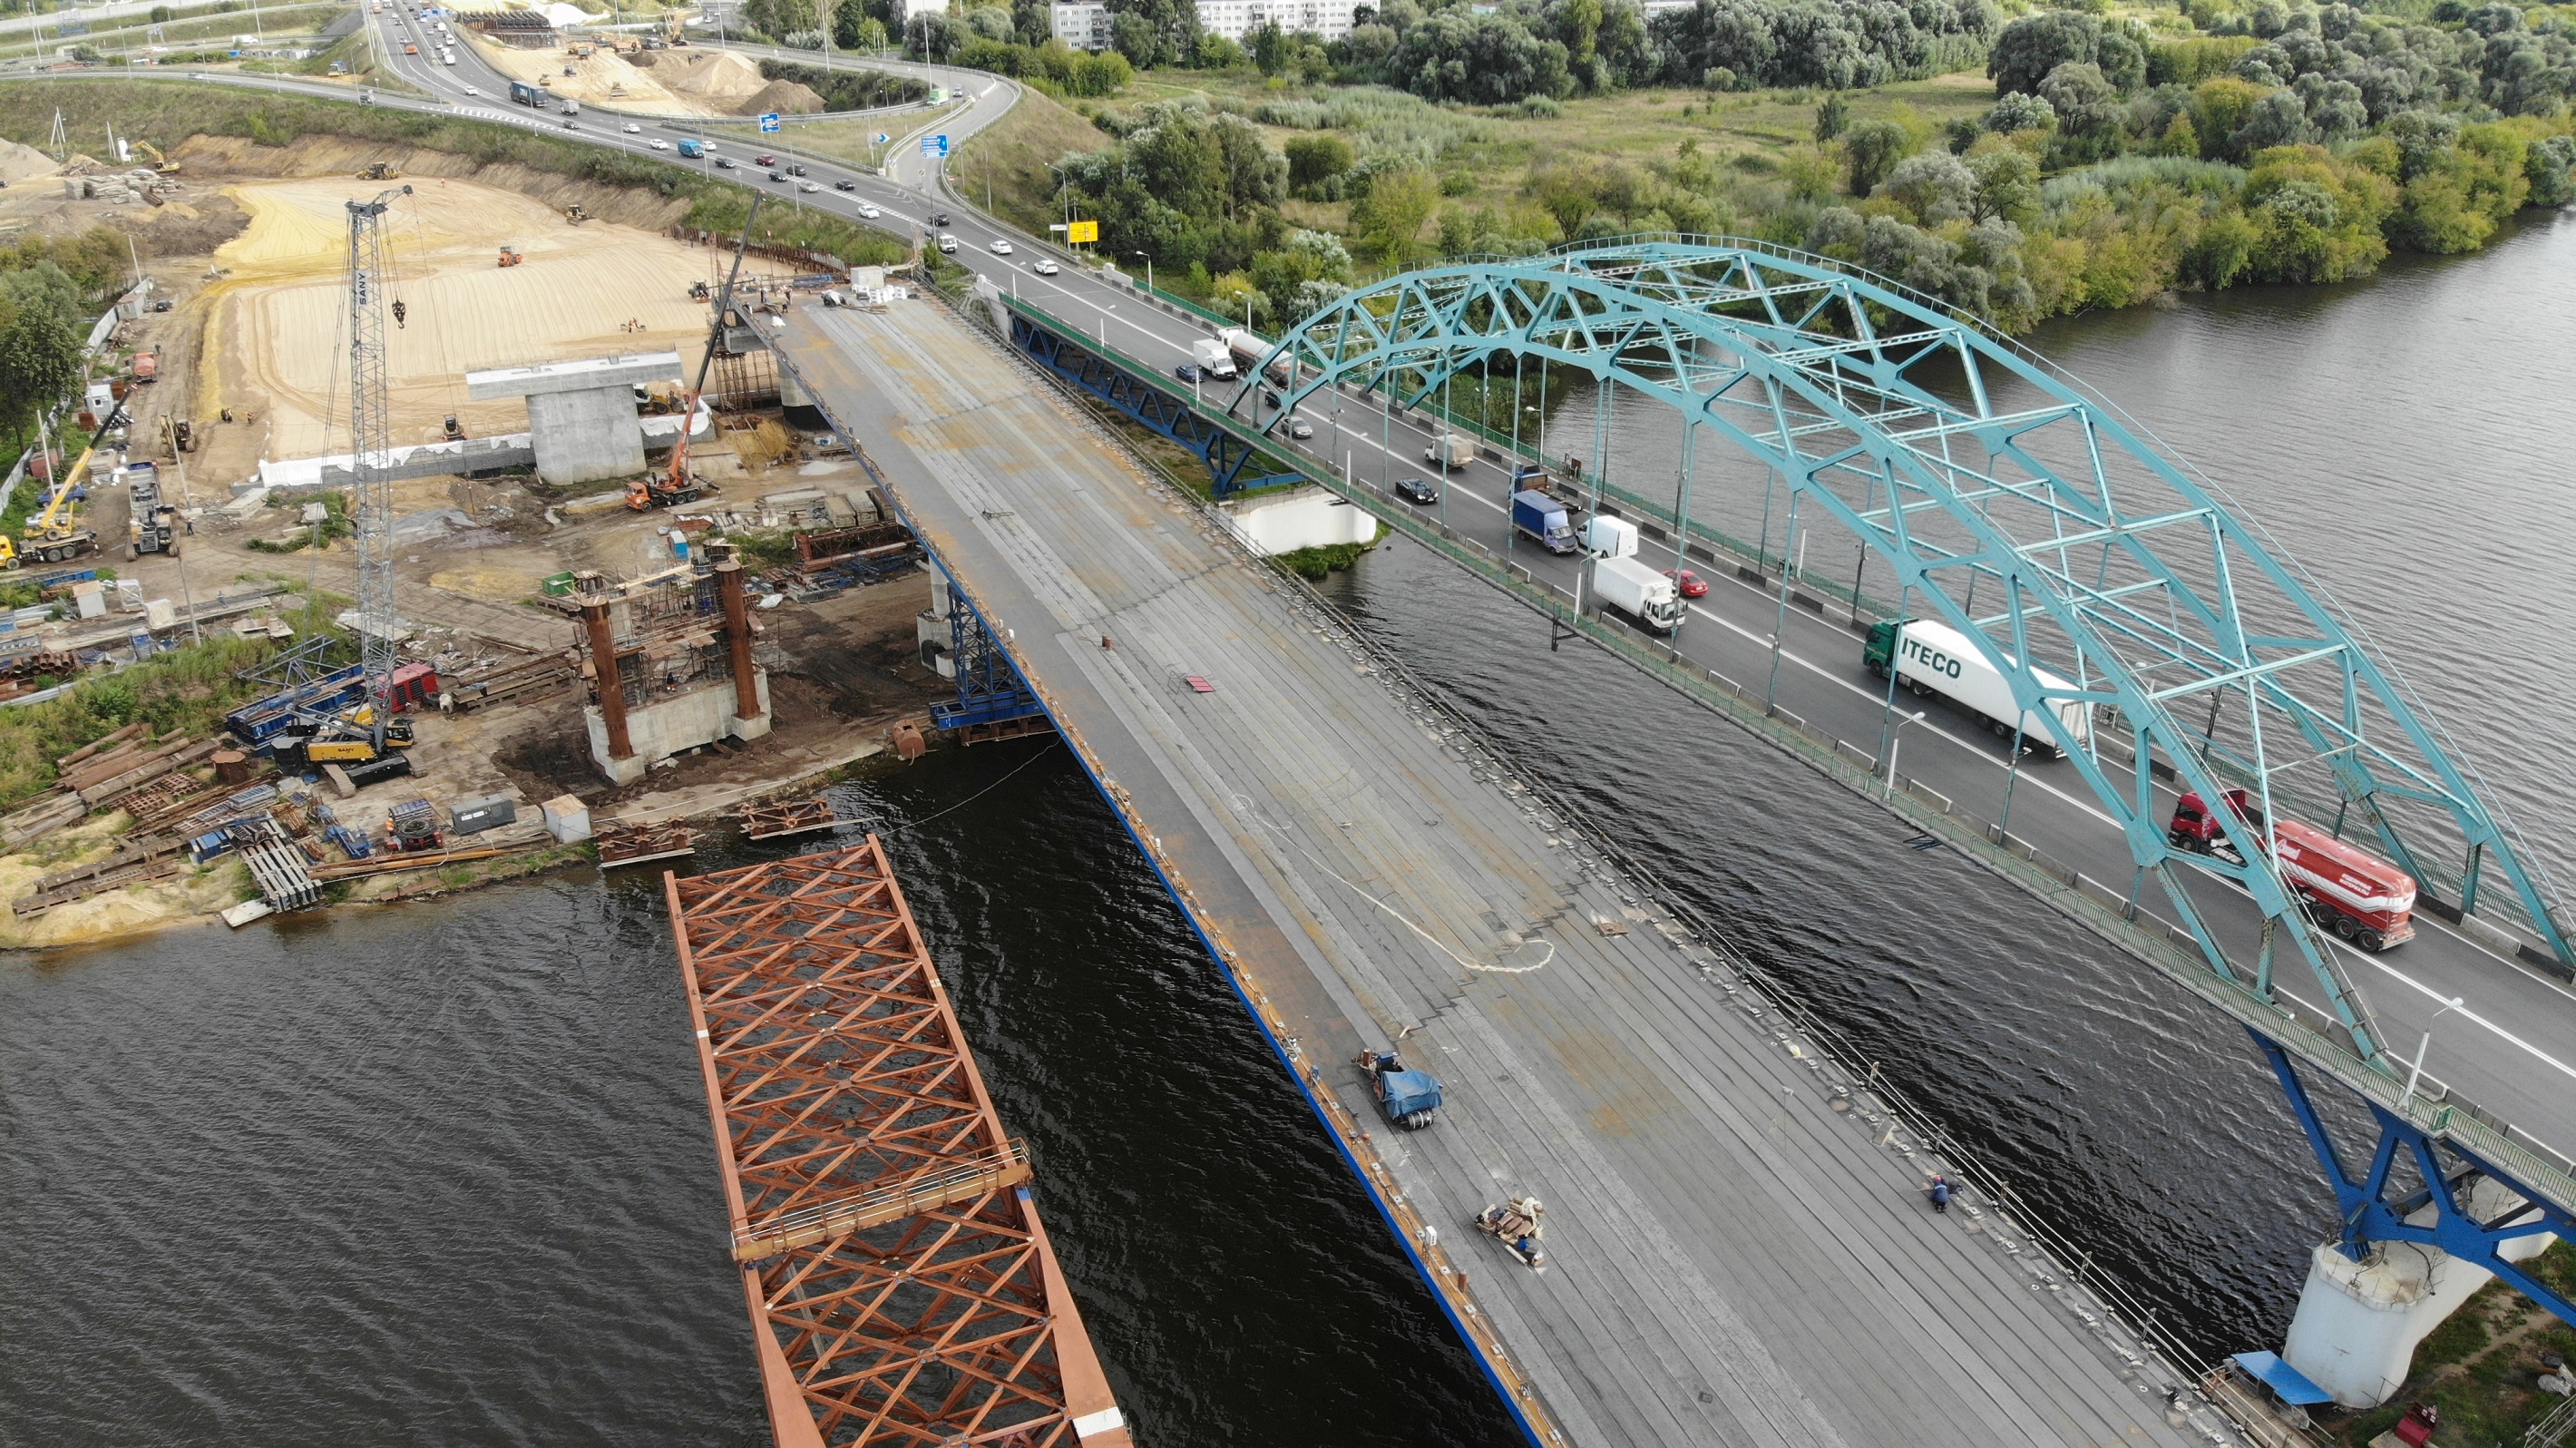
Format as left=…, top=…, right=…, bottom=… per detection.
left=11, top=34, right=2571, bottom=1192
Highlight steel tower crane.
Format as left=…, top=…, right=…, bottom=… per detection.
left=346, top=185, right=411, bottom=746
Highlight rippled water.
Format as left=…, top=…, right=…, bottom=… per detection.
left=5, top=215, right=2569, bottom=1444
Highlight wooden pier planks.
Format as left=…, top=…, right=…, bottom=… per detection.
left=776, top=299, right=2218, bottom=1448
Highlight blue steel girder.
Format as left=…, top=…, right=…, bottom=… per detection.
left=931, top=569, right=1044, bottom=730
left=1007, top=312, right=1302, bottom=497
left=2254, top=1030, right=2576, bottom=1330
left=1257, top=238, right=2576, bottom=1066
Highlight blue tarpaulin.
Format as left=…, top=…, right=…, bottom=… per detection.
left=2233, top=1351, right=2334, bottom=1405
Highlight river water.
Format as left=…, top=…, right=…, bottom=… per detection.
left=4, top=210, right=2569, bottom=1446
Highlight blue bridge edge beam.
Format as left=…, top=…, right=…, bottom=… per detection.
left=1006, top=310, right=1304, bottom=498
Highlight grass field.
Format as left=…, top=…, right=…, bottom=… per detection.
left=0, top=5, right=348, bottom=60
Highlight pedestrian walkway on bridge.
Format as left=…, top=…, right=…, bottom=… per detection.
left=772, top=291, right=2246, bottom=1448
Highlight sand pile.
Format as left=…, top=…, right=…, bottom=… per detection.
left=649, top=47, right=770, bottom=105
left=0, top=138, right=57, bottom=183
left=733, top=78, right=825, bottom=117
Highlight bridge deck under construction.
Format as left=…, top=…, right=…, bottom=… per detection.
left=666, top=840, right=1131, bottom=1448
left=774, top=295, right=2239, bottom=1448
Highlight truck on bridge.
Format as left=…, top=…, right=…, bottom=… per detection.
left=1864, top=618, right=2091, bottom=757
left=2169, top=788, right=2419, bottom=952
left=1593, top=553, right=1683, bottom=635
left=508, top=81, right=542, bottom=106
left=1511, top=489, right=1578, bottom=554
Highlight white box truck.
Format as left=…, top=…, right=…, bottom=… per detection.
left=1863, top=617, right=2089, bottom=755
left=1593, top=554, right=1683, bottom=633
left=1423, top=431, right=1472, bottom=470
left=1585, top=514, right=1637, bottom=558
left=1191, top=338, right=1236, bottom=379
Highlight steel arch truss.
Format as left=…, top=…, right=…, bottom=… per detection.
left=1259, top=240, right=2572, bottom=1066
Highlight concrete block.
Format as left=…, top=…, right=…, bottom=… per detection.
left=541, top=794, right=592, bottom=842
left=527, top=385, right=648, bottom=484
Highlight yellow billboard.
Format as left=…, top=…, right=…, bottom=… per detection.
left=1066, top=220, right=1099, bottom=244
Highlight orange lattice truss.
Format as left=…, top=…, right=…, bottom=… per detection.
left=668, top=840, right=1134, bottom=1448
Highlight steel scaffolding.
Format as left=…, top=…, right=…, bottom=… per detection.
left=667, top=841, right=1130, bottom=1448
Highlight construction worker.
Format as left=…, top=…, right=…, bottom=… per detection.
left=1927, top=1173, right=1953, bottom=1213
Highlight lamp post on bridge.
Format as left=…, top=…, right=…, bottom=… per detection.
left=1885, top=710, right=1927, bottom=800
left=2399, top=995, right=2466, bottom=1111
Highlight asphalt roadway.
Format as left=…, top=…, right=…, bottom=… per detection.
left=10, top=37, right=2571, bottom=1196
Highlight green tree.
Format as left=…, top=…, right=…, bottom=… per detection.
left=1283, top=134, right=1352, bottom=195
left=1966, top=144, right=2039, bottom=224
left=0, top=265, right=85, bottom=445
left=1813, top=92, right=1849, bottom=142
left=1011, top=0, right=1051, bottom=44
left=1104, top=0, right=1200, bottom=67
left=1989, top=10, right=2100, bottom=96
left=1351, top=166, right=1439, bottom=259
left=1841, top=120, right=1909, bottom=195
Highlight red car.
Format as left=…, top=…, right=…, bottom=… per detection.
left=1666, top=568, right=1710, bottom=598
left=754, top=153, right=776, bottom=166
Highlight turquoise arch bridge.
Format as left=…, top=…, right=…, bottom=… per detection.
left=1245, top=237, right=2574, bottom=1075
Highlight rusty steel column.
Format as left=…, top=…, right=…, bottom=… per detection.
left=716, top=558, right=763, bottom=723
left=581, top=596, right=634, bottom=761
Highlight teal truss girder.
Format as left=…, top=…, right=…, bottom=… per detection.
left=1254, top=237, right=2574, bottom=1068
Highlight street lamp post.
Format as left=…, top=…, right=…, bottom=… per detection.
left=1132, top=251, right=1152, bottom=295
left=1885, top=709, right=1927, bottom=799
left=2400, top=996, right=2467, bottom=1110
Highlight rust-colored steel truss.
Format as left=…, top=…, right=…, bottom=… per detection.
left=668, top=840, right=1131, bottom=1448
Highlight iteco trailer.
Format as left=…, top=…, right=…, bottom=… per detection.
left=1863, top=617, right=2090, bottom=755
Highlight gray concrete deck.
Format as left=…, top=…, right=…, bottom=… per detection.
left=774, top=295, right=2227, bottom=1448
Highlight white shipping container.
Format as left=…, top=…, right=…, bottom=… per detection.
left=1890, top=619, right=2089, bottom=754
left=1592, top=553, right=1682, bottom=633
left=1585, top=514, right=1637, bottom=558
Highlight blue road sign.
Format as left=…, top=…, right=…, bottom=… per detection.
left=921, top=133, right=950, bottom=158
left=873, top=132, right=890, bottom=144
left=756, top=112, right=781, bottom=133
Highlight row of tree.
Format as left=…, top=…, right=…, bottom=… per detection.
left=0, top=231, right=130, bottom=473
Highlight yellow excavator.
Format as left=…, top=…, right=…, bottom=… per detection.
left=133, top=140, right=181, bottom=176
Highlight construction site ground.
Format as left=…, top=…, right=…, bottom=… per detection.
left=0, top=150, right=952, bottom=949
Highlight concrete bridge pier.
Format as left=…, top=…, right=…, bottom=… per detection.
left=2282, top=1178, right=2556, bottom=1407
left=465, top=351, right=681, bottom=485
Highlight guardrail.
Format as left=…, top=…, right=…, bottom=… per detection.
left=991, top=291, right=2576, bottom=1228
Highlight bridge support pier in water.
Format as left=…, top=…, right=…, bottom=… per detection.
left=2282, top=1191, right=2554, bottom=1408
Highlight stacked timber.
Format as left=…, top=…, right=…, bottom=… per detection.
left=0, top=794, right=87, bottom=848
left=447, top=651, right=578, bottom=712
left=11, top=837, right=188, bottom=916
left=63, top=733, right=221, bottom=807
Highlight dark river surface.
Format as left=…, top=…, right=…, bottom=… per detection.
left=4, top=210, right=2570, bottom=1446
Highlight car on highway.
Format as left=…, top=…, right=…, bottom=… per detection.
left=622, top=122, right=641, bottom=134
left=799, top=181, right=821, bottom=193
left=649, top=139, right=669, bottom=151
left=937, top=234, right=959, bottom=253
left=854, top=201, right=880, bottom=219
left=1666, top=568, right=1709, bottom=598
left=1029, top=258, right=1058, bottom=276
left=463, top=84, right=477, bottom=95
left=834, top=179, right=855, bottom=191
left=989, top=238, right=1013, bottom=255
left=563, top=118, right=579, bottom=129
left=1287, top=418, right=1313, bottom=439
left=1174, top=363, right=1203, bottom=383
left=767, top=170, right=785, bottom=181
left=714, top=156, right=736, bottom=169
left=1392, top=476, right=1439, bottom=504
left=931, top=211, right=949, bottom=226
left=755, top=153, right=776, bottom=166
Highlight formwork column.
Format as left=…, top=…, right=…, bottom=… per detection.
left=716, top=559, right=764, bottom=725
left=582, top=596, right=634, bottom=761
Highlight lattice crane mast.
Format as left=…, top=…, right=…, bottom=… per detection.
left=346, top=185, right=411, bottom=748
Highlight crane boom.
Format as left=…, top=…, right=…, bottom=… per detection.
left=649, top=193, right=765, bottom=508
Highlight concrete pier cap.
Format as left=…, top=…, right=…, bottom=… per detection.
left=465, top=351, right=681, bottom=486
left=2281, top=1178, right=2557, bottom=1408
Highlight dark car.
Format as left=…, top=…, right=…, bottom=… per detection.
left=1392, top=476, right=1439, bottom=504
left=931, top=210, right=950, bottom=226
left=713, top=156, right=737, bottom=169
left=768, top=170, right=785, bottom=181
left=833, top=178, right=855, bottom=191
left=787, top=163, right=807, bottom=177
left=1174, top=362, right=1203, bottom=383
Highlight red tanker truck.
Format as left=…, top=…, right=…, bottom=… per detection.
left=2168, top=788, right=2418, bottom=952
